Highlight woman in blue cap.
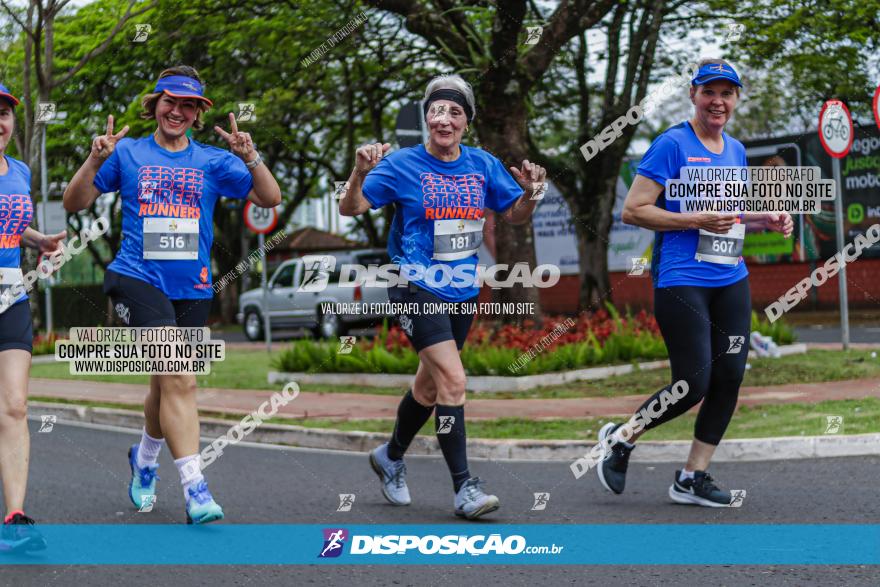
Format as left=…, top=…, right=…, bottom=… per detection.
left=64, top=65, right=281, bottom=524
left=0, top=83, right=66, bottom=551
left=593, top=59, right=793, bottom=507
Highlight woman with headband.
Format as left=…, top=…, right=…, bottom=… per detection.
left=0, top=83, right=65, bottom=551
left=64, top=65, right=281, bottom=524
left=340, top=74, right=546, bottom=520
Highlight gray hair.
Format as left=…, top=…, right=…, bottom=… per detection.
left=423, top=74, right=476, bottom=121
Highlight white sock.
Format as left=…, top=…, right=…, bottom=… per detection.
left=136, top=429, right=164, bottom=468
left=174, top=455, right=204, bottom=501
left=679, top=469, right=695, bottom=482
left=611, top=430, right=635, bottom=449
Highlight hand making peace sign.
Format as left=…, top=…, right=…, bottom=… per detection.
left=214, top=112, right=257, bottom=163
left=91, top=115, right=129, bottom=160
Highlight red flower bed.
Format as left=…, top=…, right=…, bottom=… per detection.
left=368, top=309, right=660, bottom=354
left=32, top=332, right=62, bottom=356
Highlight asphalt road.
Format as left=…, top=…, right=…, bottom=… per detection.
left=1, top=420, right=878, bottom=586
left=793, top=324, right=880, bottom=344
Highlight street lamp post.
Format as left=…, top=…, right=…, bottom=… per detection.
left=37, top=104, right=68, bottom=334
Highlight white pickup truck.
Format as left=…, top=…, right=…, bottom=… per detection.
left=237, top=248, right=392, bottom=340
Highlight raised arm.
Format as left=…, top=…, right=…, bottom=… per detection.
left=500, top=159, right=546, bottom=226
left=63, top=115, right=128, bottom=213
left=214, top=112, right=281, bottom=207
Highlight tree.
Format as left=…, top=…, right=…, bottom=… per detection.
left=542, top=1, right=687, bottom=310
left=718, top=0, right=880, bottom=123
left=362, top=0, right=632, bottom=320
left=0, top=0, right=155, bottom=185
left=4, top=0, right=437, bottom=322
left=0, top=0, right=154, bottom=328
left=366, top=1, right=731, bottom=314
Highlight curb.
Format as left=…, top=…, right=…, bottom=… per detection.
left=30, top=400, right=880, bottom=463
left=268, top=343, right=808, bottom=393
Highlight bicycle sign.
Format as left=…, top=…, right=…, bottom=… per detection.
left=823, top=113, right=848, bottom=142
left=819, top=99, right=853, bottom=159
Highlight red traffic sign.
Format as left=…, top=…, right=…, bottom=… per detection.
left=243, top=201, right=278, bottom=234
left=873, top=84, right=880, bottom=131
left=818, top=99, right=853, bottom=159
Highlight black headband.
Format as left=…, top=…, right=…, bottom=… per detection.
left=423, top=89, right=473, bottom=122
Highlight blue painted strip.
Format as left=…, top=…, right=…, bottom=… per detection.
left=1, top=525, right=877, bottom=565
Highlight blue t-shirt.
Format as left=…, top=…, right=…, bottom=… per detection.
left=0, top=156, right=33, bottom=306
left=362, top=144, right=523, bottom=302
left=95, top=135, right=253, bottom=299
left=637, top=121, right=749, bottom=288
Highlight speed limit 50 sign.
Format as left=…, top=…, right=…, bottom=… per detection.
left=243, top=201, right=279, bottom=234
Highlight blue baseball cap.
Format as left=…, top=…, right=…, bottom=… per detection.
left=0, top=83, right=20, bottom=107
left=153, top=75, right=213, bottom=107
left=691, top=62, right=743, bottom=88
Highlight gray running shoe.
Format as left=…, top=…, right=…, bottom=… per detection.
left=597, top=422, right=634, bottom=494
left=369, top=443, right=411, bottom=506
left=454, top=477, right=500, bottom=520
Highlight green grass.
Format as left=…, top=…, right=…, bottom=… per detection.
left=256, top=397, right=880, bottom=440
left=31, top=350, right=395, bottom=394
left=32, top=350, right=281, bottom=390
left=32, top=396, right=880, bottom=441
left=29, top=349, right=880, bottom=399
left=488, top=349, right=880, bottom=400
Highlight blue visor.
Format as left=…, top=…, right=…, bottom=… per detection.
left=153, top=75, right=213, bottom=107
left=0, top=83, right=19, bottom=107
left=691, top=63, right=742, bottom=88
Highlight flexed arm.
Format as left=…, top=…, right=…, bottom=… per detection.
left=339, top=142, right=391, bottom=216
left=622, top=175, right=739, bottom=234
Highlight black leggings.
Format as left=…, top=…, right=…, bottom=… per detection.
left=637, top=277, right=751, bottom=445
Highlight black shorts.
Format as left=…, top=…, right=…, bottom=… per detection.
left=387, top=282, right=477, bottom=352
left=0, top=299, right=33, bottom=353
left=104, top=270, right=211, bottom=328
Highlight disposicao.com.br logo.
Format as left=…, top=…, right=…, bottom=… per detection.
left=318, top=528, right=348, bottom=558
left=318, top=528, right=563, bottom=558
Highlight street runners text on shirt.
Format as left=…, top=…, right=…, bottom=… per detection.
left=321, top=302, right=536, bottom=316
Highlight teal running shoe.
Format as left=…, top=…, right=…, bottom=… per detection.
left=128, top=444, right=159, bottom=510
left=1, top=512, right=47, bottom=552
left=185, top=481, right=224, bottom=525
